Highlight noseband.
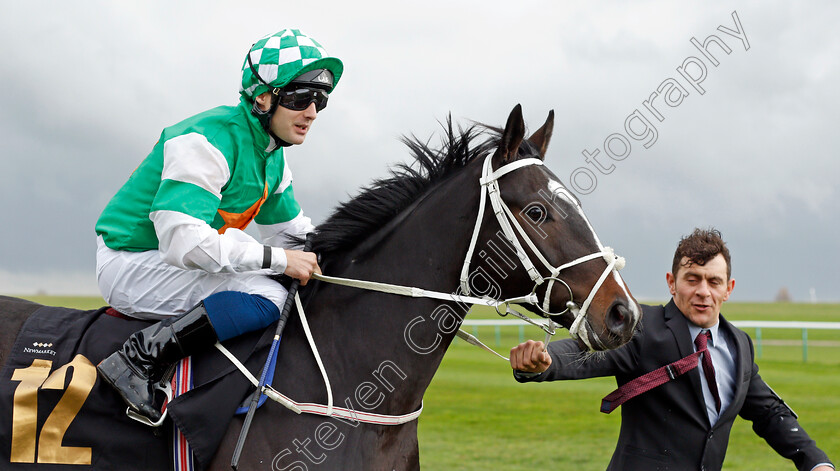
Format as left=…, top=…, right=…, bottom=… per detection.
left=460, top=155, right=626, bottom=350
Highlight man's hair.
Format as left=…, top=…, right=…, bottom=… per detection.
left=672, top=228, right=731, bottom=279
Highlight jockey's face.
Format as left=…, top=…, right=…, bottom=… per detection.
left=255, top=93, right=318, bottom=145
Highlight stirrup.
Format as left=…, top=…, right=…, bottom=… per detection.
left=125, top=380, right=172, bottom=427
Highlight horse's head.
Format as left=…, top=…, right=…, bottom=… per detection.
left=466, top=104, right=641, bottom=351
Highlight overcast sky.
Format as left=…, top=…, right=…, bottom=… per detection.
left=1, top=0, right=837, bottom=303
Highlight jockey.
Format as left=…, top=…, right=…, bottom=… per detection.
left=94, top=29, right=342, bottom=423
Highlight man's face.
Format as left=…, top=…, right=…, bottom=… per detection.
left=255, top=93, right=318, bottom=145
left=666, top=253, right=735, bottom=328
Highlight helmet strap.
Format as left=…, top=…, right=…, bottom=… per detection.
left=246, top=47, right=293, bottom=147
left=250, top=93, right=293, bottom=147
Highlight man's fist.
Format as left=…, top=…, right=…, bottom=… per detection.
left=509, top=340, right=552, bottom=373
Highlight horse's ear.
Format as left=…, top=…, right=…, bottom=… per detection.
left=492, top=104, right=525, bottom=168
left=528, top=109, right=554, bottom=161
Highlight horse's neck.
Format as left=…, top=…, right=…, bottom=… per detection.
left=302, top=164, right=483, bottom=413
left=324, top=160, right=482, bottom=291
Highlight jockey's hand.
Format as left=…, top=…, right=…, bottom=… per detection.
left=510, top=340, right=552, bottom=373
left=283, top=249, right=321, bottom=286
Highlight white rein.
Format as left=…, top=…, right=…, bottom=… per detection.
left=218, top=153, right=627, bottom=425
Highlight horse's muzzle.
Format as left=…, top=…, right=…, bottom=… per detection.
left=604, top=299, right=640, bottom=346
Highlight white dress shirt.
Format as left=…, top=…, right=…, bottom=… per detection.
left=687, top=321, right=736, bottom=426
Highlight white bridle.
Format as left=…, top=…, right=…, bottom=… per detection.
left=460, top=154, right=626, bottom=350
left=212, top=152, right=632, bottom=427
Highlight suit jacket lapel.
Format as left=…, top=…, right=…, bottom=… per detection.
left=663, top=300, right=709, bottom=424
left=715, top=315, right=748, bottom=426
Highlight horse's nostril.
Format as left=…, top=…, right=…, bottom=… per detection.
left=608, top=302, right=631, bottom=333
left=614, top=307, right=625, bottom=324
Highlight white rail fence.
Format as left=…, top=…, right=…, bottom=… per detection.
left=459, top=320, right=840, bottom=362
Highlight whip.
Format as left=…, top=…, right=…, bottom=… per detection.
left=231, top=235, right=312, bottom=470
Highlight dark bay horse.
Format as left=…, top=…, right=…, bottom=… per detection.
left=0, top=105, right=640, bottom=470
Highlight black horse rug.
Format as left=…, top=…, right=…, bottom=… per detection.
left=0, top=298, right=271, bottom=470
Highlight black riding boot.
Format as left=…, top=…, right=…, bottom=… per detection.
left=97, top=302, right=218, bottom=424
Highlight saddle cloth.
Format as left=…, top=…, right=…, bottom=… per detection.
left=0, top=303, right=272, bottom=470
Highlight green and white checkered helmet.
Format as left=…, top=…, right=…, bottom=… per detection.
left=240, top=29, right=343, bottom=101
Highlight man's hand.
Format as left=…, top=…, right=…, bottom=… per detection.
left=283, top=249, right=321, bottom=286
left=510, top=340, right=552, bottom=373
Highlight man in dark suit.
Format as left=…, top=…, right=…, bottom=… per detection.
left=511, top=228, right=833, bottom=471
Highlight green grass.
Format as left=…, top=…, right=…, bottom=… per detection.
left=7, top=296, right=838, bottom=468
left=463, top=303, right=840, bottom=365
left=467, top=301, right=840, bottom=322
left=419, top=302, right=840, bottom=470
left=11, top=294, right=107, bottom=310
left=418, top=346, right=839, bottom=470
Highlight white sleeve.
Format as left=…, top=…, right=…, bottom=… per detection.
left=150, top=210, right=288, bottom=274
left=150, top=132, right=289, bottom=274
left=256, top=211, right=315, bottom=248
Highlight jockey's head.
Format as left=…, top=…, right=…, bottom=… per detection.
left=240, top=29, right=343, bottom=146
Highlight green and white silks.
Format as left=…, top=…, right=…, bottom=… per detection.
left=96, top=97, right=312, bottom=276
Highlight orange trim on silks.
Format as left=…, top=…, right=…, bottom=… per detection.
left=217, top=184, right=269, bottom=233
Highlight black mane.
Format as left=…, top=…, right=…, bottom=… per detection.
left=312, top=118, right=499, bottom=256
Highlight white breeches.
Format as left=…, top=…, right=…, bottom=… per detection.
left=96, top=235, right=288, bottom=320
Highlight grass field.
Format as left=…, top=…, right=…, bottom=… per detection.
left=422, top=302, right=840, bottom=470
left=8, top=296, right=839, bottom=469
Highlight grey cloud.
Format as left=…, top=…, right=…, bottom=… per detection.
left=1, top=1, right=837, bottom=301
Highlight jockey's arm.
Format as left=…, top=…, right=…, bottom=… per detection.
left=151, top=209, right=320, bottom=289
left=151, top=210, right=289, bottom=274
left=151, top=211, right=320, bottom=284
left=149, top=132, right=318, bottom=280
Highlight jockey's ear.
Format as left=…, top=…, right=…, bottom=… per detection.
left=254, top=92, right=272, bottom=111
left=492, top=104, right=525, bottom=169
left=527, top=110, right=554, bottom=160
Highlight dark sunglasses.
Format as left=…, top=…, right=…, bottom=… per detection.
left=273, top=87, right=329, bottom=112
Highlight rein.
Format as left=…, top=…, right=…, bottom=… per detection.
left=220, top=153, right=627, bottom=426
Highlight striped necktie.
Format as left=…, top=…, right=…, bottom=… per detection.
left=600, top=330, right=721, bottom=413
left=695, top=330, right=721, bottom=413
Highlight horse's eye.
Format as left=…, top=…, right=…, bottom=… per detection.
left=525, top=206, right=545, bottom=222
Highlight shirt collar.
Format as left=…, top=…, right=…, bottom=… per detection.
left=687, top=320, right=722, bottom=348
left=266, top=135, right=281, bottom=153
